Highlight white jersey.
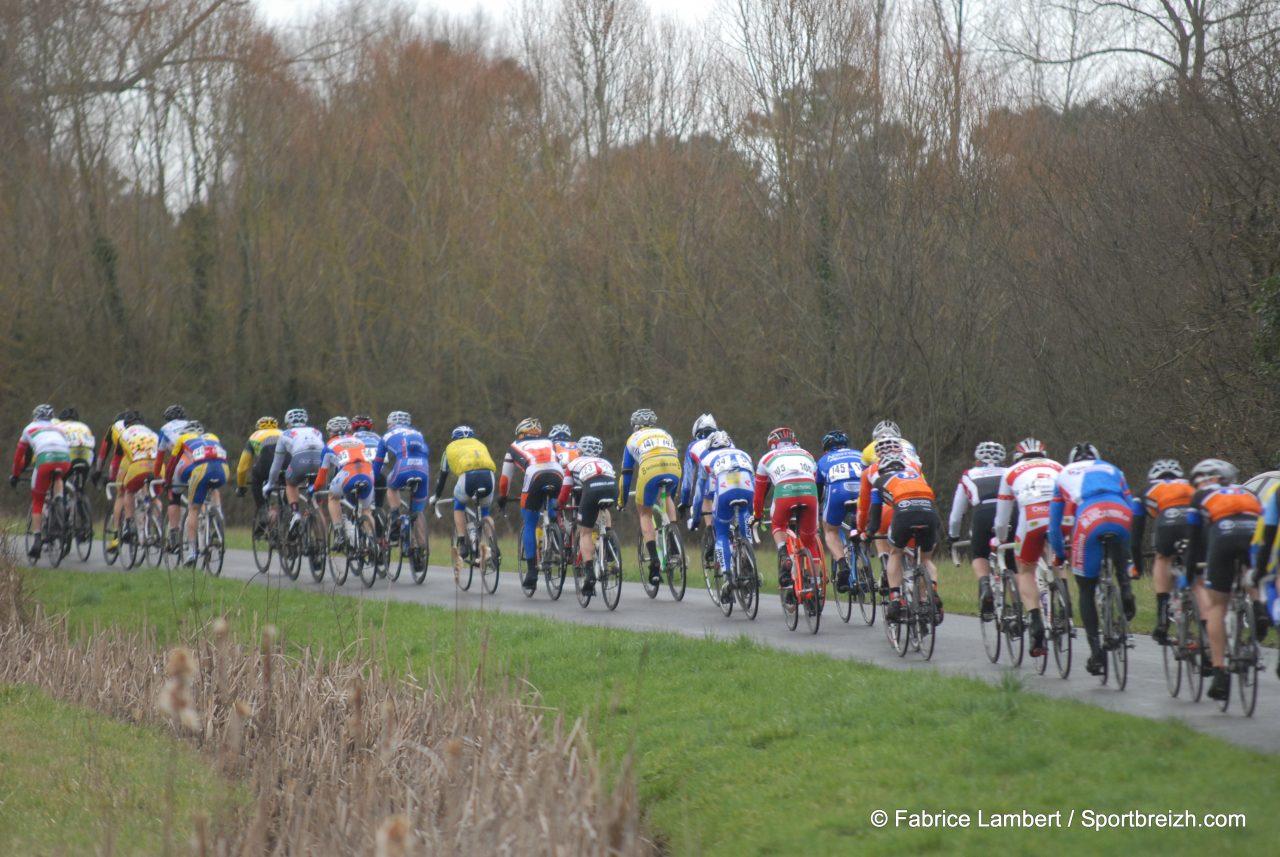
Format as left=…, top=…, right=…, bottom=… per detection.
left=995, top=458, right=1063, bottom=538
left=948, top=464, right=1006, bottom=537
left=569, top=455, right=615, bottom=484
left=701, top=447, right=755, bottom=497
left=755, top=446, right=818, bottom=488
left=19, top=421, right=70, bottom=459
left=157, top=419, right=189, bottom=456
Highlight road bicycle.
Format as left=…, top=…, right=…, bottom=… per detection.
left=1036, top=553, right=1073, bottom=679
left=701, top=499, right=758, bottom=619
left=982, top=543, right=1023, bottom=666
left=885, top=525, right=938, bottom=658
left=23, top=476, right=70, bottom=567
left=250, top=485, right=286, bottom=575
left=446, top=492, right=500, bottom=594
left=514, top=503, right=564, bottom=599
left=64, top=465, right=94, bottom=562
left=122, top=480, right=165, bottom=569
left=386, top=480, right=431, bottom=585
left=775, top=510, right=825, bottom=634
left=636, top=485, right=686, bottom=601
left=829, top=503, right=875, bottom=625
left=1094, top=533, right=1133, bottom=690
left=1219, top=559, right=1263, bottom=716
left=562, top=495, right=623, bottom=610
left=177, top=489, right=226, bottom=576
left=324, top=489, right=380, bottom=588
left=1162, top=543, right=1204, bottom=701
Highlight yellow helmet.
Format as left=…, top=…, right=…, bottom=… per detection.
left=256, top=416, right=278, bottom=431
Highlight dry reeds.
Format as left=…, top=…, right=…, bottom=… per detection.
left=0, top=557, right=650, bottom=856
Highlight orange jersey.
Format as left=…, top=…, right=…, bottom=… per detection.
left=873, top=468, right=935, bottom=505
left=1192, top=485, right=1261, bottom=523
left=1142, top=479, right=1194, bottom=516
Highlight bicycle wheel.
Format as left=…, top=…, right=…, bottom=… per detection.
left=74, top=494, right=93, bottom=561
left=124, top=519, right=141, bottom=570
left=916, top=573, right=938, bottom=660
left=143, top=503, right=164, bottom=567
left=734, top=540, right=759, bottom=620
left=329, top=523, right=350, bottom=586
left=1163, top=604, right=1183, bottom=698
left=1233, top=605, right=1259, bottom=716
left=481, top=523, right=500, bottom=594
left=780, top=550, right=799, bottom=631
left=1003, top=575, right=1024, bottom=667
left=885, top=591, right=906, bottom=656
left=1110, top=588, right=1129, bottom=691
left=410, top=514, right=429, bottom=585
left=700, top=527, right=718, bottom=604
left=665, top=526, right=687, bottom=601
left=455, top=515, right=476, bottom=591
left=831, top=555, right=852, bottom=623
left=355, top=517, right=378, bottom=588
left=252, top=504, right=275, bottom=573
left=601, top=531, right=622, bottom=611
left=981, top=578, right=1002, bottom=663
left=1184, top=596, right=1205, bottom=702
left=544, top=523, right=566, bottom=600
left=854, top=545, right=876, bottom=626
left=638, top=529, right=658, bottom=599
left=799, top=551, right=821, bottom=635
left=1050, top=583, right=1072, bottom=679
left=48, top=497, right=70, bottom=567
left=208, top=508, right=225, bottom=576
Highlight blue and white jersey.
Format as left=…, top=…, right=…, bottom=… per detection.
left=694, top=446, right=755, bottom=507
left=354, top=429, right=386, bottom=476
left=1053, top=460, right=1132, bottom=507
left=382, top=426, right=429, bottom=475
left=679, top=437, right=713, bottom=507
left=815, top=448, right=863, bottom=498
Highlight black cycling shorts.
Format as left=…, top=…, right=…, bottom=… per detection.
left=576, top=476, right=617, bottom=528
left=1152, top=507, right=1191, bottom=557
left=523, top=470, right=563, bottom=513
left=969, top=503, right=997, bottom=561
left=889, top=500, right=939, bottom=551
left=1202, top=516, right=1254, bottom=594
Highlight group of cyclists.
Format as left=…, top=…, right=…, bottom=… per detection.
left=11, top=403, right=1280, bottom=702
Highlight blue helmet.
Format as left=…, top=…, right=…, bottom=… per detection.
left=452, top=425, right=475, bottom=440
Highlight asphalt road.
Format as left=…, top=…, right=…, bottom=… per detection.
left=50, top=546, right=1280, bottom=753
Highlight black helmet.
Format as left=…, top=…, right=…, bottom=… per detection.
left=123, top=410, right=144, bottom=427
left=822, top=430, right=849, bottom=452
left=163, top=404, right=186, bottom=422
left=58, top=407, right=79, bottom=421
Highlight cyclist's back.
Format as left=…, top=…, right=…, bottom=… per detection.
left=11, top=405, right=72, bottom=561
left=54, top=409, right=94, bottom=486
left=236, top=418, right=281, bottom=507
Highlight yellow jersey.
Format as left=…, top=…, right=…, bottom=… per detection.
left=443, top=438, right=496, bottom=475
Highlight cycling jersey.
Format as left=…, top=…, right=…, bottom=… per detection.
left=564, top=455, right=617, bottom=528
left=860, top=437, right=919, bottom=467
left=948, top=464, right=1005, bottom=537
left=754, top=444, right=822, bottom=560
left=315, top=435, right=375, bottom=507
left=867, top=464, right=938, bottom=551
left=267, top=426, right=325, bottom=488
left=816, top=448, right=863, bottom=528
left=168, top=432, right=228, bottom=505
left=1187, top=484, right=1262, bottom=592
left=1253, top=484, right=1279, bottom=576
left=994, top=457, right=1063, bottom=563
left=55, top=420, right=95, bottom=464
left=153, top=418, right=192, bottom=483
left=856, top=449, right=924, bottom=535
left=695, top=446, right=755, bottom=573
left=354, top=430, right=387, bottom=478
left=236, top=428, right=281, bottom=489
left=433, top=436, right=494, bottom=513
left=620, top=428, right=681, bottom=507
left=500, top=437, right=564, bottom=499
left=678, top=437, right=713, bottom=508
left=1049, top=460, right=1133, bottom=577
left=12, top=421, right=71, bottom=514
left=1130, top=478, right=1193, bottom=570
left=554, top=440, right=580, bottom=472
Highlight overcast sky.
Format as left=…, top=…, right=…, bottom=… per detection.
left=254, top=0, right=716, bottom=27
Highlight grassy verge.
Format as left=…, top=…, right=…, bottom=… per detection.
left=21, top=566, right=1280, bottom=855
left=0, top=683, right=239, bottom=856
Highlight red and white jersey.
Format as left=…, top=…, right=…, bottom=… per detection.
left=568, top=455, right=615, bottom=485
left=995, top=457, right=1063, bottom=536
left=19, top=421, right=70, bottom=458
left=755, top=446, right=818, bottom=487
left=500, top=437, right=564, bottom=495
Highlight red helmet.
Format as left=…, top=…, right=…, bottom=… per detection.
left=351, top=414, right=375, bottom=432
left=766, top=426, right=797, bottom=449
left=1013, top=437, right=1046, bottom=462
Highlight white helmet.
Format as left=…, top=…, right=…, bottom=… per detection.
left=284, top=408, right=308, bottom=428
left=692, top=414, right=717, bottom=439
left=706, top=430, right=732, bottom=450
left=630, top=408, right=657, bottom=429
left=1148, top=458, right=1183, bottom=481
left=386, top=410, right=412, bottom=428
left=974, top=441, right=1006, bottom=466
left=872, top=420, right=900, bottom=440
left=578, top=435, right=604, bottom=457
left=326, top=416, right=350, bottom=437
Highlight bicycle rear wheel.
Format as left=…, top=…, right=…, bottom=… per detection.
left=915, top=574, right=938, bottom=660
left=305, top=513, right=326, bottom=582
left=832, top=556, right=853, bottom=623
left=735, top=540, right=759, bottom=620
left=204, top=510, right=225, bottom=576
left=1184, top=596, right=1205, bottom=701
left=48, top=498, right=70, bottom=567
left=1050, top=583, right=1072, bottom=679
left=780, top=551, right=799, bottom=632
left=357, top=518, right=379, bottom=588
left=1003, top=576, right=1024, bottom=667
left=455, top=515, right=476, bottom=591
left=601, top=531, right=622, bottom=611
left=481, top=521, right=500, bottom=593
left=800, top=551, right=821, bottom=635
left=330, top=524, right=350, bottom=586
left=665, top=526, right=687, bottom=601
left=1163, top=608, right=1183, bottom=698
left=124, top=520, right=141, bottom=570
left=638, top=529, right=658, bottom=599
left=410, top=514, right=429, bottom=585
left=1109, top=588, right=1129, bottom=691
left=854, top=544, right=876, bottom=626
left=1233, top=606, right=1259, bottom=716
left=701, top=528, right=719, bottom=605
left=544, top=523, right=566, bottom=600
left=252, top=505, right=275, bottom=573
left=74, top=494, right=94, bottom=561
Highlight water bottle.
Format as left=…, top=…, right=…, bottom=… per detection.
left=1169, top=592, right=1183, bottom=625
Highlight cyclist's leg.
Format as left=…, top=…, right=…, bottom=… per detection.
left=797, top=494, right=823, bottom=565
left=450, top=472, right=469, bottom=543
left=1074, top=519, right=1111, bottom=665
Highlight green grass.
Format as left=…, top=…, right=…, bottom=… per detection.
left=19, top=565, right=1280, bottom=856
left=0, top=683, right=239, bottom=856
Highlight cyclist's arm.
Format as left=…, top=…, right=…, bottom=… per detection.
left=751, top=473, right=769, bottom=520
left=236, top=445, right=254, bottom=489
left=265, top=437, right=288, bottom=488
left=498, top=450, right=516, bottom=499
left=313, top=448, right=334, bottom=492
left=1130, top=497, right=1149, bottom=573
left=1048, top=492, right=1066, bottom=560
left=432, top=451, right=451, bottom=500
left=93, top=432, right=112, bottom=478
left=1185, top=503, right=1205, bottom=569
left=678, top=445, right=696, bottom=507
left=11, top=438, right=30, bottom=480
left=163, top=440, right=185, bottom=484
left=947, top=478, right=969, bottom=540
left=618, top=447, right=637, bottom=504
left=866, top=489, right=883, bottom=536
left=993, top=480, right=1014, bottom=542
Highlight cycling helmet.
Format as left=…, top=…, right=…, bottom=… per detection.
left=351, top=415, right=375, bottom=432
left=974, top=441, right=1006, bottom=466
left=873, top=436, right=903, bottom=458
left=878, top=451, right=906, bottom=474
left=285, top=408, right=309, bottom=428
left=326, top=416, right=351, bottom=437
left=549, top=423, right=572, bottom=441
left=1067, top=442, right=1100, bottom=464
left=1013, top=437, right=1045, bottom=462
left=387, top=410, right=412, bottom=428
left=124, top=410, right=144, bottom=427
left=578, top=435, right=604, bottom=457
left=767, top=426, right=797, bottom=449
left=872, top=420, right=900, bottom=440
left=692, top=413, right=718, bottom=439
left=163, top=404, right=186, bottom=422
left=822, top=430, right=849, bottom=452
left=630, top=408, right=657, bottom=429
left=706, top=430, right=732, bottom=450
left=32, top=404, right=55, bottom=421
left=1190, top=458, right=1238, bottom=486
left=184, top=420, right=204, bottom=435
left=1148, top=458, right=1183, bottom=481
left=256, top=416, right=279, bottom=431
left=515, top=417, right=542, bottom=438
left=58, top=407, right=79, bottom=421
left=451, top=425, right=475, bottom=440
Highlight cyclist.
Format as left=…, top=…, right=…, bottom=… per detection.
left=618, top=409, right=682, bottom=588
left=55, top=407, right=95, bottom=492
left=856, top=436, right=922, bottom=569
left=1130, top=458, right=1194, bottom=644
left=753, top=427, right=823, bottom=593
left=1254, top=481, right=1280, bottom=678
left=693, top=431, right=754, bottom=604
left=866, top=451, right=943, bottom=622
left=995, top=438, right=1068, bottom=657
left=264, top=408, right=326, bottom=534
left=947, top=441, right=1007, bottom=619
left=678, top=414, right=719, bottom=565
left=350, top=415, right=387, bottom=507
left=312, top=416, right=375, bottom=550
left=153, top=404, right=192, bottom=550
left=9, top=404, right=71, bottom=562
left=860, top=420, right=919, bottom=466
left=162, top=420, right=227, bottom=566
left=235, top=417, right=281, bottom=524
left=379, top=411, right=431, bottom=546
left=563, top=435, right=617, bottom=596
left=1048, top=443, right=1135, bottom=675
left=815, top=430, right=864, bottom=593
left=550, top=424, right=579, bottom=523
left=107, top=412, right=159, bottom=556
left=1183, top=458, right=1267, bottom=701
left=430, top=424, right=495, bottom=559
left=498, top=418, right=565, bottom=593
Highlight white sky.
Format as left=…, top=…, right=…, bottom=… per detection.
left=254, top=0, right=716, bottom=26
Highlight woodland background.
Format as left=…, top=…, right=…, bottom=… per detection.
left=3, top=0, right=1279, bottom=500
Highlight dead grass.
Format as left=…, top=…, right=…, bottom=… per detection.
left=0, top=549, right=650, bottom=856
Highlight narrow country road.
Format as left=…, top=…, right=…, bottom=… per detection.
left=48, top=547, right=1280, bottom=753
